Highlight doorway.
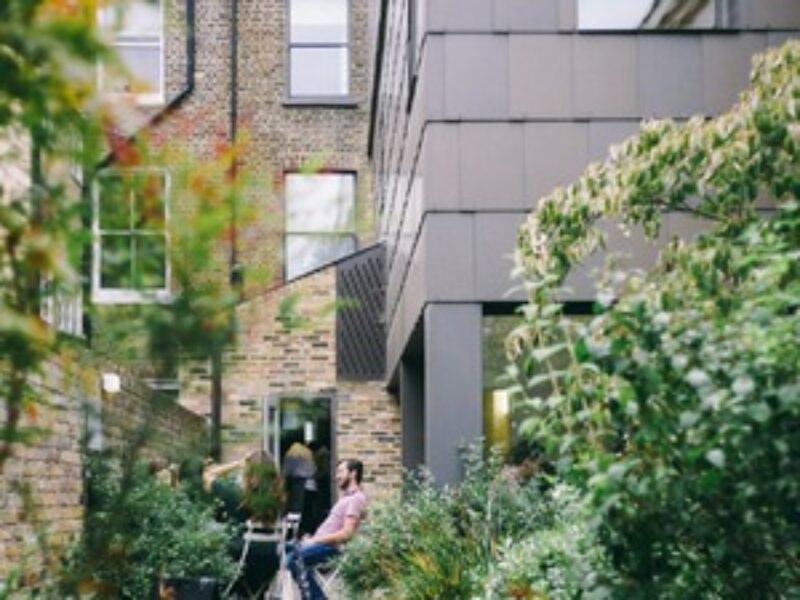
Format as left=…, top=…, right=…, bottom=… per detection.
left=263, top=394, right=334, bottom=534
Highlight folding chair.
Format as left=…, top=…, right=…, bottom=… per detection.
left=223, top=520, right=280, bottom=599
left=312, top=562, right=342, bottom=598
left=265, top=513, right=302, bottom=600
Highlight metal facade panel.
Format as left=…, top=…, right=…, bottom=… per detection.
left=523, top=122, right=589, bottom=203
left=460, top=123, right=526, bottom=209
left=423, top=303, right=482, bottom=485
left=444, top=35, right=509, bottom=119
left=638, top=36, right=704, bottom=118
left=588, top=121, right=641, bottom=162
left=509, top=34, right=573, bottom=118
left=426, top=0, right=493, bottom=31
left=493, top=0, right=559, bottom=32
left=702, top=34, right=766, bottom=115
left=474, top=212, right=527, bottom=301
left=573, top=36, right=638, bottom=118
left=336, top=245, right=386, bottom=380
left=750, top=0, right=800, bottom=28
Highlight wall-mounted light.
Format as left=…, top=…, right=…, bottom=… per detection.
left=101, top=372, right=121, bottom=395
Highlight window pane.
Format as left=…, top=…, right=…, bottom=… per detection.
left=578, top=0, right=715, bottom=29
left=290, top=0, right=347, bottom=44
left=286, top=234, right=355, bottom=280
left=98, top=174, right=131, bottom=230
left=100, top=234, right=133, bottom=289
left=286, top=173, right=355, bottom=232
left=134, top=234, right=166, bottom=289
left=101, top=0, right=161, bottom=36
left=290, top=47, right=349, bottom=97
left=112, top=44, right=162, bottom=95
left=133, top=172, right=166, bottom=231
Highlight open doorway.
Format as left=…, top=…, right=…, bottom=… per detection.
left=263, top=394, right=334, bottom=535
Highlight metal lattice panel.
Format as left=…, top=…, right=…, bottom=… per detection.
left=336, top=244, right=386, bottom=381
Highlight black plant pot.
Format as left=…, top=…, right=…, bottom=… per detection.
left=151, top=576, right=220, bottom=600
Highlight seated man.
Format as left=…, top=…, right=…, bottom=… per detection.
left=287, top=458, right=367, bottom=600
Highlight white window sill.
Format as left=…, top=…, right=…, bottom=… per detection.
left=92, top=288, right=172, bottom=305
left=136, top=94, right=165, bottom=107
left=100, top=91, right=165, bottom=107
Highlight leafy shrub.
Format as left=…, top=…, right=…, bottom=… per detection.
left=339, top=447, right=611, bottom=600
left=60, top=452, right=236, bottom=599
left=486, top=486, right=614, bottom=600
left=511, top=42, right=800, bottom=598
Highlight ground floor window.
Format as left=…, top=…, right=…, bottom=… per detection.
left=482, top=310, right=590, bottom=461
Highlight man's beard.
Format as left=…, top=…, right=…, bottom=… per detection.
left=338, top=477, right=350, bottom=491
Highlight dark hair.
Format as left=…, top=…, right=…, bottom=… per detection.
left=339, top=458, right=363, bottom=484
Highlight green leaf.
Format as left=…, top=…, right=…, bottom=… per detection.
left=679, top=411, right=700, bottom=429
left=532, top=343, right=568, bottom=363
left=747, top=402, right=771, bottom=423
left=706, top=449, right=725, bottom=468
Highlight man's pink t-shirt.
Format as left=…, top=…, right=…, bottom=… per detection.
left=314, top=488, right=367, bottom=540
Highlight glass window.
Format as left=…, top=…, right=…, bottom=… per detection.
left=94, top=170, right=170, bottom=303
left=288, top=0, right=350, bottom=98
left=482, top=312, right=590, bottom=460
left=285, top=173, right=356, bottom=280
left=98, top=0, right=164, bottom=103
left=578, top=0, right=736, bottom=30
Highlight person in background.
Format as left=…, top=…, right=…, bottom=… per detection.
left=287, top=458, right=367, bottom=600
left=282, top=441, right=317, bottom=532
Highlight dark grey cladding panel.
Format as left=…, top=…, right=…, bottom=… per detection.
left=638, top=36, right=704, bottom=118
left=493, top=0, right=559, bottom=32
left=336, top=244, right=386, bottom=381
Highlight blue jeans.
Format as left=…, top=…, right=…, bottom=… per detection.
left=286, top=542, right=339, bottom=600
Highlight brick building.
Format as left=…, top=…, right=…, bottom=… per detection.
left=91, top=0, right=800, bottom=499
left=93, top=0, right=402, bottom=506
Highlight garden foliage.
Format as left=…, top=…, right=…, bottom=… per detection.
left=60, top=452, right=236, bottom=599
left=338, top=447, right=614, bottom=600
left=0, top=0, right=105, bottom=471
left=508, top=41, right=799, bottom=598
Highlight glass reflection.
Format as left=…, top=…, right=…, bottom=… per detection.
left=290, top=47, right=349, bottom=97
left=290, top=0, right=347, bottom=44
left=285, top=235, right=356, bottom=280
left=578, top=0, right=719, bottom=30
left=286, top=173, right=355, bottom=232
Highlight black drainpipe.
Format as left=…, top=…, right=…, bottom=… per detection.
left=156, top=0, right=196, bottom=119
left=95, top=0, right=196, bottom=170
left=229, top=0, right=242, bottom=293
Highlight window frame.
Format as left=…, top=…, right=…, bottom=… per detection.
left=406, top=0, right=420, bottom=113
left=283, top=170, right=358, bottom=281
left=284, top=0, right=354, bottom=105
left=92, top=167, right=172, bottom=305
left=97, top=0, right=166, bottom=106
